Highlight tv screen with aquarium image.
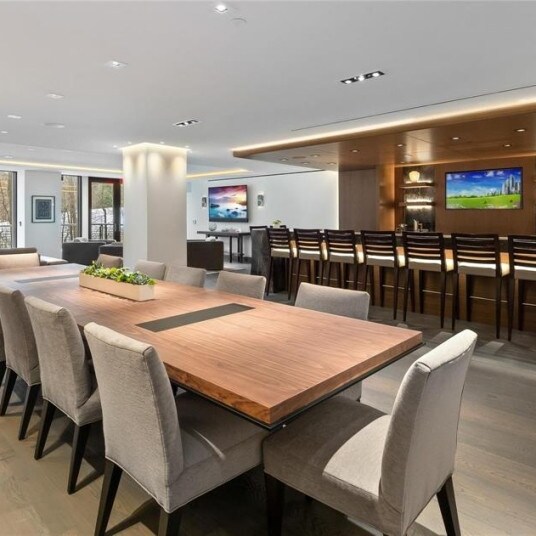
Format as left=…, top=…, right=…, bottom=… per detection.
left=446, top=167, right=522, bottom=209
left=208, top=185, right=248, bottom=222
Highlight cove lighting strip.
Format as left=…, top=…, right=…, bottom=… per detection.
left=186, top=168, right=248, bottom=179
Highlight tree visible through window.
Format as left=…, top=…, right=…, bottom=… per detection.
left=0, top=171, right=16, bottom=248
left=61, top=175, right=81, bottom=242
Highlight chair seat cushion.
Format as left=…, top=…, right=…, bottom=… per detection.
left=329, top=252, right=363, bottom=264
left=264, top=396, right=400, bottom=534
left=271, top=247, right=297, bottom=259
left=166, top=393, right=269, bottom=511
left=408, top=258, right=454, bottom=272
left=298, top=249, right=326, bottom=261
left=458, top=261, right=509, bottom=277
left=514, top=265, right=536, bottom=281
left=366, top=254, right=405, bottom=268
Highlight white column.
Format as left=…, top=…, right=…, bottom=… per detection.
left=122, top=143, right=187, bottom=268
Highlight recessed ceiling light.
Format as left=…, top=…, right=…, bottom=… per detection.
left=0, top=130, right=7, bottom=134
left=214, top=3, right=228, bottom=13
left=3, top=155, right=13, bottom=159
left=127, top=141, right=132, bottom=145
left=515, top=128, right=526, bottom=133
left=173, top=119, right=200, bottom=127
left=397, top=143, right=405, bottom=147
left=106, top=60, right=128, bottom=70
left=340, top=71, right=385, bottom=84
left=351, top=149, right=359, bottom=153
left=451, top=136, right=461, bottom=141
left=46, top=93, right=64, bottom=100
left=7, top=114, right=22, bottom=120
left=159, top=141, right=165, bottom=145
left=43, top=122, right=65, bottom=128
left=503, top=143, right=512, bottom=148
left=112, top=144, right=119, bottom=149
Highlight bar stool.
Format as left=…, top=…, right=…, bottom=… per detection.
left=294, top=229, right=326, bottom=295
left=361, top=230, right=405, bottom=319
left=402, top=232, right=453, bottom=328
left=507, top=235, right=536, bottom=340
left=266, top=227, right=296, bottom=300
left=324, top=229, right=362, bottom=289
left=452, top=233, right=509, bottom=338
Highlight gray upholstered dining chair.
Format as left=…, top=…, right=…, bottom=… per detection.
left=0, top=285, right=41, bottom=440
left=84, top=322, right=268, bottom=536
left=134, top=259, right=166, bottom=280
left=25, top=296, right=102, bottom=494
left=96, top=253, right=123, bottom=268
left=215, top=271, right=266, bottom=299
left=294, top=283, right=371, bottom=401
left=0, top=324, right=5, bottom=389
left=263, top=329, right=477, bottom=536
left=165, top=263, right=206, bottom=288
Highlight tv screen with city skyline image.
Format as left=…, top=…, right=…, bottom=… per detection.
left=208, top=185, right=248, bottom=222
left=446, top=167, right=522, bottom=209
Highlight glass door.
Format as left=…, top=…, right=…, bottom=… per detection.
left=0, top=171, right=16, bottom=248
left=88, top=178, right=123, bottom=242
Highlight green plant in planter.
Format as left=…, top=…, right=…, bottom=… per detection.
left=82, top=262, right=155, bottom=286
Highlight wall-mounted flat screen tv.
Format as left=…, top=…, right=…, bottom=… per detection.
left=446, top=167, right=522, bottom=209
left=208, top=185, right=248, bottom=222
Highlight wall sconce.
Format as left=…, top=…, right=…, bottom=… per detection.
left=257, top=193, right=265, bottom=207
left=201, top=196, right=207, bottom=208
left=408, top=170, right=421, bottom=182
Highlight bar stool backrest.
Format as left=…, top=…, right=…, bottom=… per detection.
left=294, top=229, right=323, bottom=254
left=325, top=229, right=357, bottom=261
left=361, top=230, right=399, bottom=266
left=508, top=234, right=536, bottom=273
left=452, top=233, right=501, bottom=276
left=267, top=227, right=292, bottom=251
left=403, top=232, right=446, bottom=270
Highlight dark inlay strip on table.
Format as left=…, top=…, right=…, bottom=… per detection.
left=16, top=274, right=80, bottom=284
left=138, top=303, right=254, bottom=332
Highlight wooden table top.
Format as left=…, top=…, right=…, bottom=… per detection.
left=0, top=264, right=422, bottom=428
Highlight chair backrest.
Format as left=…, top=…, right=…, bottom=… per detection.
left=295, top=283, right=369, bottom=320
left=402, top=232, right=446, bottom=269
left=380, top=329, right=477, bottom=532
left=361, top=231, right=399, bottom=265
left=0, top=252, right=40, bottom=270
left=165, top=263, right=206, bottom=288
left=0, top=285, right=39, bottom=384
left=134, top=259, right=166, bottom=280
left=267, top=227, right=292, bottom=251
left=249, top=225, right=268, bottom=232
left=452, top=234, right=500, bottom=275
left=25, top=296, right=93, bottom=418
left=294, top=229, right=323, bottom=254
left=84, top=322, right=183, bottom=505
left=325, top=229, right=357, bottom=260
left=508, top=235, right=536, bottom=273
left=96, top=254, right=123, bottom=268
left=215, top=271, right=266, bottom=299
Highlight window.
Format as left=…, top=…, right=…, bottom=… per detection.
left=61, top=175, right=81, bottom=242
left=0, top=171, right=16, bottom=248
left=89, top=178, right=123, bottom=242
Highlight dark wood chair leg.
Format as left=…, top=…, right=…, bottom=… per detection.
left=353, top=263, right=359, bottom=290
left=465, top=275, right=473, bottom=322
left=287, top=257, right=293, bottom=300
left=265, top=473, right=285, bottom=536
left=68, top=423, right=92, bottom=494
left=369, top=266, right=376, bottom=305
left=379, top=267, right=385, bottom=307
left=403, top=269, right=410, bottom=322
left=0, top=361, right=5, bottom=388
left=0, top=368, right=17, bottom=416
left=266, top=257, right=273, bottom=296
left=306, top=259, right=312, bottom=284
left=294, top=259, right=302, bottom=300
left=158, top=507, right=183, bottom=536
left=518, top=279, right=525, bottom=331
left=452, top=274, right=459, bottom=331
left=507, top=276, right=515, bottom=341
left=94, top=459, right=123, bottom=536
left=34, top=400, right=56, bottom=460
left=393, top=267, right=400, bottom=320
left=18, top=384, right=40, bottom=440
left=318, top=261, right=324, bottom=286
left=437, top=477, right=461, bottom=536
left=495, top=276, right=502, bottom=339
left=418, top=270, right=425, bottom=314
left=336, top=263, right=342, bottom=288
left=440, top=270, right=447, bottom=329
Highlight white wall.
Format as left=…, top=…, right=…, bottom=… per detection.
left=187, top=170, right=338, bottom=256
left=21, top=170, right=62, bottom=257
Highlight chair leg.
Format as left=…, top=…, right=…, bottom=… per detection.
left=265, top=473, right=285, bottom=536
left=336, top=263, right=342, bottom=288
left=94, top=459, right=123, bottom=536
left=403, top=269, right=410, bottom=322
left=437, top=477, right=461, bottom=536
left=158, top=507, right=183, bottom=536
left=369, top=266, right=375, bottom=305
left=418, top=270, right=425, bottom=314
left=440, top=271, right=447, bottom=329
left=34, top=400, right=56, bottom=460
left=18, top=384, right=40, bottom=440
left=393, top=267, right=400, bottom=320
left=0, top=361, right=5, bottom=388
left=507, top=277, right=515, bottom=341
left=266, top=257, right=273, bottom=296
left=68, top=423, right=92, bottom=494
left=379, top=267, right=385, bottom=307
left=518, top=279, right=525, bottom=331
left=294, top=259, right=302, bottom=300
left=465, top=275, right=472, bottom=322
left=318, top=261, right=324, bottom=286
left=0, top=368, right=17, bottom=416
left=306, top=259, right=312, bottom=284
left=287, top=257, right=293, bottom=300
left=495, top=276, right=502, bottom=339
left=451, top=274, right=459, bottom=331
left=353, top=263, right=359, bottom=291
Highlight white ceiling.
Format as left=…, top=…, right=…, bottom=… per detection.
left=1, top=0, right=536, bottom=175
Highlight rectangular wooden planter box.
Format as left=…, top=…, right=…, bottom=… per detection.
left=79, top=273, right=155, bottom=302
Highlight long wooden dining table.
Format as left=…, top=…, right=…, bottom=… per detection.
left=0, top=264, right=422, bottom=430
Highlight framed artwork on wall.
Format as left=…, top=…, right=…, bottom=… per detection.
left=32, top=195, right=55, bottom=223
